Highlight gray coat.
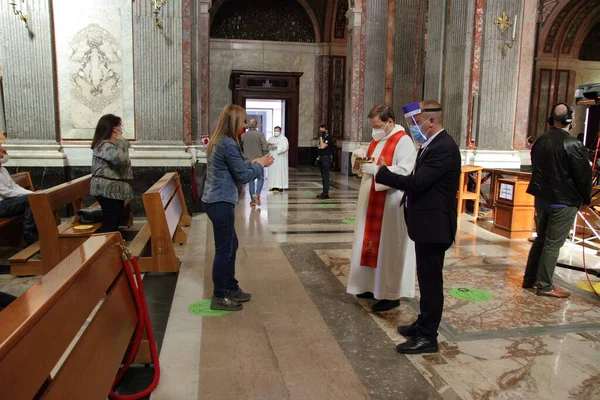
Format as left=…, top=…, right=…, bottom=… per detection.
left=241, top=129, right=269, bottom=160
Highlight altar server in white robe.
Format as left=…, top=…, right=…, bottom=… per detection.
left=347, top=104, right=417, bottom=312
left=267, top=126, right=289, bottom=192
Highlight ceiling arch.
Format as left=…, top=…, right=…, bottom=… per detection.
left=540, top=0, right=600, bottom=58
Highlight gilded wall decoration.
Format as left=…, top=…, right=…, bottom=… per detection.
left=70, top=24, right=122, bottom=113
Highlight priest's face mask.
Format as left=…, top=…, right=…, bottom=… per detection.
left=369, top=116, right=393, bottom=141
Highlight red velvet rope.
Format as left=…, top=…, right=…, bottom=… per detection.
left=109, top=256, right=161, bottom=400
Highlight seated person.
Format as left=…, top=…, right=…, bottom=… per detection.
left=0, top=145, right=38, bottom=244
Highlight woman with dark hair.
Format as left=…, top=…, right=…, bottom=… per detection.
left=90, top=114, right=133, bottom=233
left=202, top=104, right=274, bottom=311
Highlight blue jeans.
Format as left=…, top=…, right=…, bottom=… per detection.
left=248, top=176, right=264, bottom=197
left=204, top=201, right=240, bottom=298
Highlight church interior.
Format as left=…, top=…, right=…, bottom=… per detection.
left=1, top=0, right=600, bottom=399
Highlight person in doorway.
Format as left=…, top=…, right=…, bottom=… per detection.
left=90, top=114, right=133, bottom=233
left=0, top=144, right=38, bottom=244
left=241, top=118, right=269, bottom=206
left=523, top=103, right=592, bottom=298
left=317, top=124, right=334, bottom=199
left=347, top=104, right=417, bottom=313
left=267, top=126, right=289, bottom=192
left=375, top=100, right=461, bottom=354
left=202, top=105, right=274, bottom=311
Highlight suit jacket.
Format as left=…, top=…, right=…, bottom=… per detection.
left=375, top=130, right=461, bottom=244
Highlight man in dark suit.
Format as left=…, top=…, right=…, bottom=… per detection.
left=375, top=100, right=461, bottom=354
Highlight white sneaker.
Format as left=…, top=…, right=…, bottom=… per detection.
left=252, top=194, right=260, bottom=205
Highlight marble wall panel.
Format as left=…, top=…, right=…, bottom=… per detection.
left=476, top=0, right=523, bottom=150
left=0, top=0, right=58, bottom=142
left=209, top=40, right=318, bottom=142
left=53, top=0, right=134, bottom=140
left=423, top=0, right=447, bottom=102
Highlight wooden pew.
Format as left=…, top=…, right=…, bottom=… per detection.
left=130, top=172, right=191, bottom=272
left=0, top=233, right=150, bottom=399
left=0, top=172, right=35, bottom=246
left=9, top=174, right=132, bottom=276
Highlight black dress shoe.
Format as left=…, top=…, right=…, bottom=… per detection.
left=356, top=291, right=374, bottom=299
left=227, top=289, right=251, bottom=302
left=316, top=194, right=330, bottom=199
left=397, top=324, right=418, bottom=338
left=371, top=299, right=400, bottom=312
left=395, top=336, right=438, bottom=354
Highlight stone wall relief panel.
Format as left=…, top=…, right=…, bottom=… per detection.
left=53, top=0, right=134, bottom=140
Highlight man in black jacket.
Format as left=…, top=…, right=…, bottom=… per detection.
left=523, top=103, right=592, bottom=298
left=375, top=100, right=460, bottom=354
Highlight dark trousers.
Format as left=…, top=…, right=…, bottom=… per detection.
left=524, top=205, right=578, bottom=291
left=205, top=201, right=240, bottom=298
left=414, top=242, right=451, bottom=339
left=0, top=195, right=37, bottom=236
left=96, top=196, right=124, bottom=233
left=320, top=155, right=331, bottom=195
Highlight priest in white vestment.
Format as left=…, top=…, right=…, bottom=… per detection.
left=347, top=104, right=417, bottom=313
left=267, top=126, right=289, bottom=192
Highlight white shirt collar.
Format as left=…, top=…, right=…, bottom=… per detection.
left=419, top=129, right=444, bottom=151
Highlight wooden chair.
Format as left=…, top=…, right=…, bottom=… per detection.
left=0, top=233, right=149, bottom=399
left=9, top=174, right=132, bottom=276
left=456, top=165, right=483, bottom=217
left=0, top=172, right=35, bottom=246
left=130, top=172, right=191, bottom=273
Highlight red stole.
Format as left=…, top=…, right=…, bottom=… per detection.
left=360, top=130, right=406, bottom=268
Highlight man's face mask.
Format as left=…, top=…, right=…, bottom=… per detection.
left=402, top=102, right=442, bottom=144
left=0, top=154, right=8, bottom=164
left=408, top=119, right=432, bottom=144
left=274, top=130, right=281, bottom=136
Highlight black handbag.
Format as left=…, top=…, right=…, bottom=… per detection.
left=77, top=205, right=104, bottom=223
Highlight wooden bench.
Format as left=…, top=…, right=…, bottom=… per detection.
left=130, top=172, right=191, bottom=272
left=0, top=172, right=35, bottom=246
left=0, top=233, right=151, bottom=399
left=9, top=174, right=133, bottom=276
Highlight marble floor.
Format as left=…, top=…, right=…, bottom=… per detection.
left=1, top=167, right=600, bottom=399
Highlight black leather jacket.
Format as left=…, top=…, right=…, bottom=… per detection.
left=527, top=127, right=592, bottom=207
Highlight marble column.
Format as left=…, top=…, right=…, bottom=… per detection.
left=475, top=0, right=524, bottom=151
left=513, top=0, right=538, bottom=150
left=0, top=0, right=64, bottom=167
left=342, top=7, right=366, bottom=175
left=362, top=0, right=387, bottom=141
left=132, top=0, right=192, bottom=167
left=440, top=0, right=476, bottom=148
left=133, top=0, right=184, bottom=144
left=392, top=0, right=426, bottom=118
left=423, top=0, right=447, bottom=102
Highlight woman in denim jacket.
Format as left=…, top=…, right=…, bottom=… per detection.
left=202, top=105, right=274, bottom=311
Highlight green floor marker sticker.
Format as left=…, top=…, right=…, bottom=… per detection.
left=342, top=219, right=356, bottom=224
left=319, top=204, right=337, bottom=208
left=449, top=288, right=493, bottom=302
left=188, top=300, right=231, bottom=316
